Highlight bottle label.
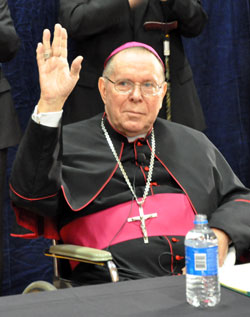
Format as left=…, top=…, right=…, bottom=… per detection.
left=185, top=246, right=218, bottom=276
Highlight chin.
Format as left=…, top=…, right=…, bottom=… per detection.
left=123, top=126, right=145, bottom=137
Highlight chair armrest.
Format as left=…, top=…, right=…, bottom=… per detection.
left=46, top=244, right=113, bottom=263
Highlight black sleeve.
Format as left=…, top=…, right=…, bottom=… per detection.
left=0, top=0, right=20, bottom=61
left=9, top=119, right=63, bottom=218
left=208, top=145, right=250, bottom=258
left=198, top=133, right=250, bottom=258
left=161, top=0, right=208, bottom=37
left=58, top=0, right=130, bottom=40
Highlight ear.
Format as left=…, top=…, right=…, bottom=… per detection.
left=98, top=77, right=107, bottom=105
left=162, top=81, right=167, bottom=99
left=158, top=82, right=167, bottom=110
left=157, top=82, right=167, bottom=110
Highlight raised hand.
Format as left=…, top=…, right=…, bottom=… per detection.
left=36, top=24, right=83, bottom=113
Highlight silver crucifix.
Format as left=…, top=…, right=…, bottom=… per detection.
left=127, top=202, right=157, bottom=243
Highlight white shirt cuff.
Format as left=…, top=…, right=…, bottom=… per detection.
left=32, top=105, right=63, bottom=128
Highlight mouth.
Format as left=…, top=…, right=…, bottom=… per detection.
left=125, top=110, right=145, bottom=116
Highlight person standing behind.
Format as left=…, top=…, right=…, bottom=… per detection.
left=59, top=0, right=208, bottom=130
left=0, top=0, right=21, bottom=293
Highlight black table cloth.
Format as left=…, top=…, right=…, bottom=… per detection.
left=0, top=275, right=249, bottom=316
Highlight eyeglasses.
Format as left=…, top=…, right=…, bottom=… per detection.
left=104, top=76, right=165, bottom=96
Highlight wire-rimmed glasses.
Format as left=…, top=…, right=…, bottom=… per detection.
left=104, top=76, right=165, bottom=96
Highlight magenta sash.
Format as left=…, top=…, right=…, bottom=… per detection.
left=60, top=193, right=195, bottom=250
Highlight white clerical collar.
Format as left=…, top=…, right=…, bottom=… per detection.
left=127, top=133, right=147, bottom=143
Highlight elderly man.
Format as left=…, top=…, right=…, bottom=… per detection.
left=59, top=0, right=207, bottom=130
left=10, top=24, right=250, bottom=284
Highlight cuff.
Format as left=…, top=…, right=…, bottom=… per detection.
left=32, top=105, right=63, bottom=128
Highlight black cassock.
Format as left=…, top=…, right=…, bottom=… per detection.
left=10, top=114, right=250, bottom=284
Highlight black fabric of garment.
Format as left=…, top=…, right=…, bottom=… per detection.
left=0, top=0, right=21, bottom=150
left=60, top=120, right=185, bottom=283
left=10, top=114, right=250, bottom=253
left=9, top=113, right=250, bottom=268
left=0, top=150, right=7, bottom=294
left=70, top=236, right=185, bottom=285
left=59, top=128, right=183, bottom=229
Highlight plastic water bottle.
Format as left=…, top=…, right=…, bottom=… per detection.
left=185, top=214, right=221, bottom=307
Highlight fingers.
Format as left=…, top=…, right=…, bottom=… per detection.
left=71, top=56, right=84, bottom=78
left=36, top=27, right=51, bottom=69
left=60, top=27, right=68, bottom=59
left=36, top=42, right=45, bottom=69
left=37, top=24, right=68, bottom=64
left=43, top=28, right=52, bottom=58
left=51, top=24, right=68, bottom=59
left=52, top=24, right=62, bottom=57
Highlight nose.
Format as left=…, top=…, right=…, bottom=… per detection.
left=129, top=83, right=143, bottom=101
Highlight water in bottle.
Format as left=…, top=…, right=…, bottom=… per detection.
left=185, top=214, right=221, bottom=307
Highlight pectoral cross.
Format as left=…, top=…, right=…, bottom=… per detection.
left=127, top=202, right=157, bottom=243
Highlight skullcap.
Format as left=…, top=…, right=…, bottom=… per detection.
left=104, top=41, right=165, bottom=70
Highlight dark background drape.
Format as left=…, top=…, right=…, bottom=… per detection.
left=1, top=0, right=250, bottom=296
